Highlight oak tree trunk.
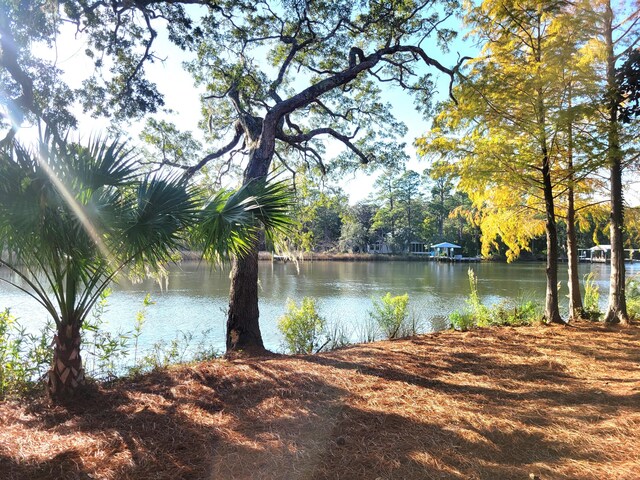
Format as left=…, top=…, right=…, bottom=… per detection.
left=226, top=120, right=273, bottom=353
left=227, top=246, right=265, bottom=352
left=47, top=323, right=85, bottom=400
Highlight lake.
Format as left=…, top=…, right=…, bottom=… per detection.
left=1, top=260, right=639, bottom=354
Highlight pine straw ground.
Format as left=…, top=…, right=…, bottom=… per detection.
left=1, top=323, right=639, bottom=480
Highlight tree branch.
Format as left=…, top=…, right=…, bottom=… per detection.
left=183, top=121, right=244, bottom=179
left=276, top=126, right=368, bottom=164
left=0, top=9, right=37, bottom=144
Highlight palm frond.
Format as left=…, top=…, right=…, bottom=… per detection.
left=117, top=174, right=199, bottom=268
left=196, top=178, right=294, bottom=262
left=0, top=136, right=197, bottom=329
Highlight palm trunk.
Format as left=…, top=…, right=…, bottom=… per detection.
left=47, top=323, right=85, bottom=399
left=603, top=1, right=629, bottom=325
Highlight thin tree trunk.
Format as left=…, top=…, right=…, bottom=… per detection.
left=603, top=1, right=629, bottom=325
left=47, top=323, right=85, bottom=399
left=605, top=156, right=628, bottom=324
left=534, top=11, right=563, bottom=325
left=566, top=189, right=583, bottom=320
left=542, top=160, right=563, bottom=324
left=566, top=87, right=584, bottom=321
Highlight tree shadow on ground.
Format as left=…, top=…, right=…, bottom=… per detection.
left=1, top=324, right=639, bottom=479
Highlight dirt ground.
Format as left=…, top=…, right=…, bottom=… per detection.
left=1, top=322, right=639, bottom=480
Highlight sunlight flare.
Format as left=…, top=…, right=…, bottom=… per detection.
left=35, top=150, right=117, bottom=268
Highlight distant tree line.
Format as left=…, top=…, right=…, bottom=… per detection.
left=287, top=168, right=478, bottom=255
left=285, top=167, right=639, bottom=259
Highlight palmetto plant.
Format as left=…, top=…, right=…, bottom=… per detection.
left=0, top=136, right=293, bottom=399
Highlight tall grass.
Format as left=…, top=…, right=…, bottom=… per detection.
left=449, top=269, right=542, bottom=331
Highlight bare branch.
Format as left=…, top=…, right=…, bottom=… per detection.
left=183, top=121, right=244, bottom=179
left=277, top=126, right=368, bottom=164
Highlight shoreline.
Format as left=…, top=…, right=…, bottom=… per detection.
left=179, top=250, right=487, bottom=262
left=178, top=250, right=640, bottom=264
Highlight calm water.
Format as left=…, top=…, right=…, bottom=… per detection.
left=1, top=260, right=638, bottom=353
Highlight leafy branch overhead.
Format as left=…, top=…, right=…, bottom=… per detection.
left=2, top=1, right=466, bottom=174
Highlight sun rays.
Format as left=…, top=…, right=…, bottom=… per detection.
left=35, top=147, right=119, bottom=270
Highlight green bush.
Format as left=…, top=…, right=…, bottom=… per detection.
left=370, top=292, right=411, bottom=339
left=627, top=276, right=640, bottom=321
left=489, top=299, right=541, bottom=326
left=466, top=269, right=491, bottom=326
left=583, top=272, right=601, bottom=320
left=0, top=309, right=53, bottom=398
left=449, top=311, right=475, bottom=331
left=449, top=271, right=541, bottom=330
left=278, top=297, right=327, bottom=354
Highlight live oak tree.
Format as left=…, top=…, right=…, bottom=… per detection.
left=182, top=1, right=465, bottom=351
left=1, top=0, right=467, bottom=353
left=0, top=3, right=77, bottom=145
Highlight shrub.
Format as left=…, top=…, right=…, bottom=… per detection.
left=0, top=309, right=53, bottom=398
left=449, top=271, right=541, bottom=330
left=370, top=292, right=410, bottom=339
left=490, top=299, right=541, bottom=326
left=449, top=311, right=475, bottom=331
left=466, top=269, right=491, bottom=326
left=583, top=272, right=601, bottom=320
left=627, top=276, right=640, bottom=321
left=278, top=297, right=327, bottom=354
